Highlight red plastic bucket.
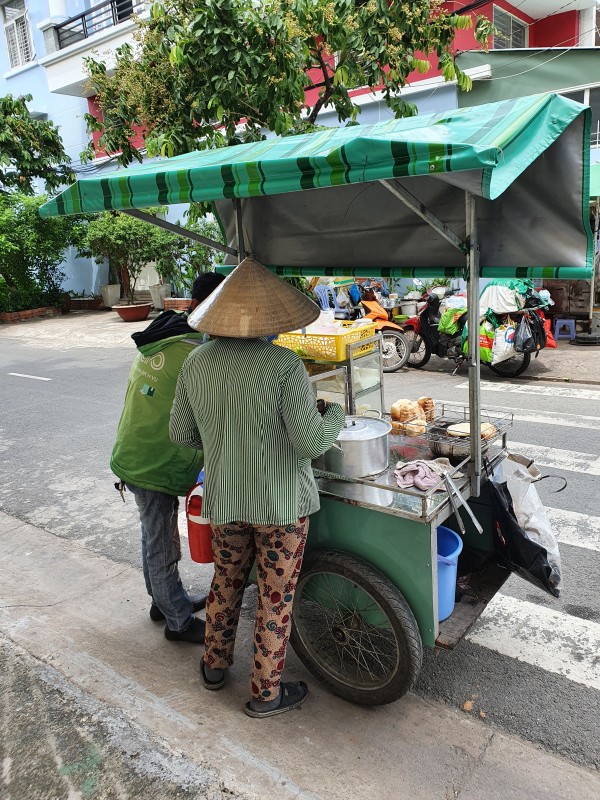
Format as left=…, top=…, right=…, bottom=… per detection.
left=185, top=484, right=213, bottom=563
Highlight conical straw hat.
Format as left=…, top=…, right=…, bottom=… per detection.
left=187, top=257, right=320, bottom=338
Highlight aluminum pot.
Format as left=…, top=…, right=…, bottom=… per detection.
left=313, top=414, right=392, bottom=478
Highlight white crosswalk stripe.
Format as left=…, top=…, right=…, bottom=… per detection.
left=480, top=405, right=600, bottom=431
left=466, top=507, right=600, bottom=690
left=546, top=507, right=600, bottom=553
left=467, top=594, right=600, bottom=691
left=434, top=398, right=600, bottom=430
left=455, top=381, right=600, bottom=400
left=509, top=441, right=600, bottom=475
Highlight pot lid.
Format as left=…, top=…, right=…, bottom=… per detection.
left=337, top=415, right=392, bottom=441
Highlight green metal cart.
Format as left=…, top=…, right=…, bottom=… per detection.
left=288, top=405, right=513, bottom=705
left=41, top=92, right=593, bottom=706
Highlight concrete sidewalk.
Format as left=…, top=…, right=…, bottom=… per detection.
left=1, top=511, right=598, bottom=800
left=1, top=310, right=599, bottom=384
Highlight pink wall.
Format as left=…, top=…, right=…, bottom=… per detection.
left=530, top=11, right=579, bottom=48
left=88, top=95, right=145, bottom=159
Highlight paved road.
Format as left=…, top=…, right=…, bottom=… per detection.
left=1, top=317, right=599, bottom=789
left=385, top=362, right=600, bottom=768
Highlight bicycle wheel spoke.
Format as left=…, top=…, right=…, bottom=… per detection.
left=295, top=568, right=403, bottom=690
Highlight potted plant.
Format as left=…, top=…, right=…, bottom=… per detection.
left=69, top=290, right=104, bottom=310
left=99, top=281, right=121, bottom=308
left=79, top=210, right=169, bottom=322
left=148, top=279, right=172, bottom=310
left=153, top=215, right=226, bottom=310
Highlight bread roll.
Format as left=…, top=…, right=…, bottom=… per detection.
left=391, top=420, right=406, bottom=434
left=405, top=421, right=427, bottom=437
left=480, top=422, right=497, bottom=440
left=391, top=399, right=423, bottom=422
left=417, top=396, right=435, bottom=422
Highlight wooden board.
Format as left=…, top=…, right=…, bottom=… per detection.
left=435, top=562, right=510, bottom=650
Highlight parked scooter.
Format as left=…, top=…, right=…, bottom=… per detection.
left=403, top=283, right=537, bottom=378
left=355, top=288, right=411, bottom=373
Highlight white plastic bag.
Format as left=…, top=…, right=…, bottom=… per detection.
left=491, top=322, right=516, bottom=365
left=502, top=456, right=562, bottom=592
left=479, top=284, right=523, bottom=316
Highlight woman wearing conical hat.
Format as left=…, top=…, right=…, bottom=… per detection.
left=169, top=257, right=345, bottom=718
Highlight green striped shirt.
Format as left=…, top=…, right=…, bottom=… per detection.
left=169, top=337, right=345, bottom=526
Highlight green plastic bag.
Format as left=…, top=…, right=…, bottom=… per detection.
left=438, top=307, right=467, bottom=335
left=462, top=319, right=495, bottom=364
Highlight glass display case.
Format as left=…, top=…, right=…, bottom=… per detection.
left=307, top=334, right=384, bottom=415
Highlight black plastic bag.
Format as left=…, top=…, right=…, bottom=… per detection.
left=514, top=316, right=535, bottom=353
left=487, top=478, right=559, bottom=597
left=528, top=312, right=547, bottom=352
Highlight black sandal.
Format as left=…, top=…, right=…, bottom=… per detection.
left=200, top=660, right=226, bottom=691
left=243, top=681, right=308, bottom=718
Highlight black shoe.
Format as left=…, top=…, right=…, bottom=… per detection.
left=150, top=592, right=208, bottom=622
left=243, top=682, right=309, bottom=718
left=200, top=660, right=226, bottom=691
left=164, top=616, right=205, bottom=644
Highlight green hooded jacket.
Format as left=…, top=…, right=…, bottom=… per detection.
left=110, top=315, right=205, bottom=496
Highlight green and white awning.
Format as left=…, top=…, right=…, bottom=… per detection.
left=40, top=93, right=593, bottom=278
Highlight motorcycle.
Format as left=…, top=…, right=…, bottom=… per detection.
left=403, top=283, right=541, bottom=378
left=352, top=287, right=411, bottom=373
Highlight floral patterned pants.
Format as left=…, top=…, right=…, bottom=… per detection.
left=204, top=518, right=309, bottom=702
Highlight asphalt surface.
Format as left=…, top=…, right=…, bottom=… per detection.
left=1, top=312, right=599, bottom=796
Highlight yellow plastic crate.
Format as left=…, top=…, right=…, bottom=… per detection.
left=275, top=322, right=377, bottom=362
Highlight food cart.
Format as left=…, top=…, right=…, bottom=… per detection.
left=41, top=92, right=593, bottom=705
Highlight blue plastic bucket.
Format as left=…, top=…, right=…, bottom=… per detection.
left=437, top=526, right=463, bottom=622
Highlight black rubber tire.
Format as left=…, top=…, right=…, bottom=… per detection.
left=290, top=551, right=423, bottom=706
left=405, top=331, right=431, bottom=368
left=381, top=330, right=410, bottom=372
left=487, top=351, right=531, bottom=378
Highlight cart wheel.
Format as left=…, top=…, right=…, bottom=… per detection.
left=381, top=331, right=410, bottom=372
left=290, top=551, right=422, bottom=705
left=405, top=331, right=431, bottom=368
left=487, top=351, right=531, bottom=378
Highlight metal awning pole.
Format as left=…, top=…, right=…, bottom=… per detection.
left=379, top=179, right=467, bottom=254
left=466, top=192, right=481, bottom=497
left=120, top=209, right=238, bottom=257
left=234, top=199, right=246, bottom=263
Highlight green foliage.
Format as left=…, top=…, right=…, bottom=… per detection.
left=79, top=209, right=225, bottom=302
left=408, top=278, right=452, bottom=293
left=82, top=0, right=478, bottom=166
left=0, top=95, right=73, bottom=194
left=0, top=193, right=83, bottom=312
left=283, top=276, right=313, bottom=299
left=474, top=15, right=495, bottom=50
left=152, top=216, right=225, bottom=296
left=79, top=209, right=165, bottom=304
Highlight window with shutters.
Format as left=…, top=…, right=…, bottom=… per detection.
left=493, top=7, right=528, bottom=49
left=2, top=1, right=34, bottom=69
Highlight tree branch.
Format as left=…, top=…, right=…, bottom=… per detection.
left=308, top=48, right=335, bottom=125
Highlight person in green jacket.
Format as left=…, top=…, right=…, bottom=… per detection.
left=111, top=272, right=225, bottom=643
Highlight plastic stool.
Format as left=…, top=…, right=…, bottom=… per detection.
left=553, top=318, right=576, bottom=341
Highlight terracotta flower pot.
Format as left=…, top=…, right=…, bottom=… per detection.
left=114, top=303, right=152, bottom=322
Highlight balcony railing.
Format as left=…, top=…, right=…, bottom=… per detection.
left=55, top=0, right=145, bottom=50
